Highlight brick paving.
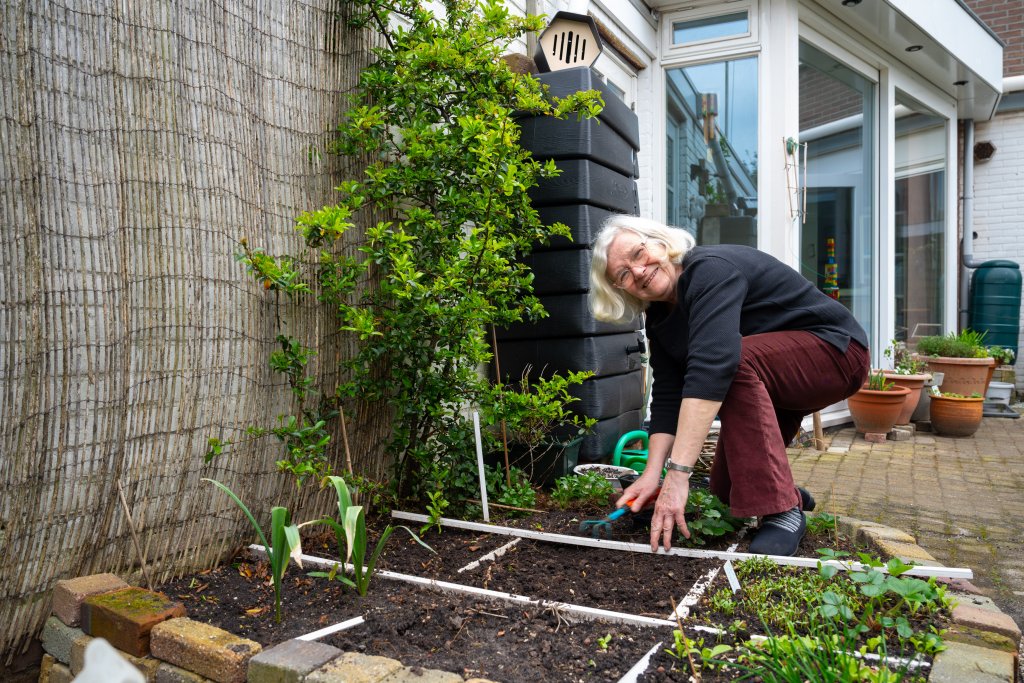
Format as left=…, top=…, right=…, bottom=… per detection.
left=788, top=413, right=1024, bottom=636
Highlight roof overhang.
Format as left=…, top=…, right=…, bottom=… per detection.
left=644, top=0, right=1004, bottom=120
left=824, top=0, right=1004, bottom=120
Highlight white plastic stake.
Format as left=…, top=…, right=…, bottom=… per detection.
left=473, top=410, right=489, bottom=522
left=723, top=560, right=742, bottom=594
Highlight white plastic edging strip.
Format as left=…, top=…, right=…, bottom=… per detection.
left=617, top=641, right=663, bottom=683
left=249, top=545, right=678, bottom=630
left=458, top=538, right=520, bottom=573
left=669, top=537, right=744, bottom=621
left=391, top=512, right=973, bottom=580
left=295, top=616, right=366, bottom=641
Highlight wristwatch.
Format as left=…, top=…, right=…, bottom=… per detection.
left=664, top=460, right=694, bottom=476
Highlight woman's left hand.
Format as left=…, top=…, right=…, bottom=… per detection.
left=650, top=470, right=691, bottom=551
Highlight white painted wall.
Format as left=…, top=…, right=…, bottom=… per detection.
left=967, top=109, right=1024, bottom=390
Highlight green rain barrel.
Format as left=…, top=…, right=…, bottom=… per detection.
left=969, top=259, right=1022, bottom=356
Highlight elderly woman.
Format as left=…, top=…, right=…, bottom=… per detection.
left=589, top=215, right=869, bottom=555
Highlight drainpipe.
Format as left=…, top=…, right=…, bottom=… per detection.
left=960, top=119, right=986, bottom=329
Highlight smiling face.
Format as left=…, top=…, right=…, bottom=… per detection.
left=605, top=231, right=681, bottom=303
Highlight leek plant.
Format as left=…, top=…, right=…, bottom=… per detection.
left=204, top=478, right=301, bottom=623
left=310, top=476, right=433, bottom=596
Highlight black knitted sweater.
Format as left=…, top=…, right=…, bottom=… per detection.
left=645, top=244, right=868, bottom=435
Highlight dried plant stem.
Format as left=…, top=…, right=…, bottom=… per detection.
left=467, top=499, right=544, bottom=514
left=116, top=480, right=154, bottom=591
left=669, top=596, right=701, bottom=681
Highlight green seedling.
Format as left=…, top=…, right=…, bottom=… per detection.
left=597, top=633, right=612, bottom=651
left=310, top=476, right=434, bottom=596
left=204, top=478, right=300, bottom=622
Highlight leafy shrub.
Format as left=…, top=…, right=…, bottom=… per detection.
left=915, top=329, right=989, bottom=358
left=683, top=489, right=744, bottom=546
left=550, top=471, right=614, bottom=509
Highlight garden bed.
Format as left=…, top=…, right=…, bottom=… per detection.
left=160, top=502, right=960, bottom=682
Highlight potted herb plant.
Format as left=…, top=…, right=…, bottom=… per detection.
left=846, top=371, right=911, bottom=435
left=482, top=369, right=597, bottom=486
left=927, top=388, right=985, bottom=437
left=914, top=330, right=996, bottom=397
left=882, top=340, right=931, bottom=425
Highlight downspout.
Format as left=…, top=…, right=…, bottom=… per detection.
left=960, top=119, right=986, bottom=329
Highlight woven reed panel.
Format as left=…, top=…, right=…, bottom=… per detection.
left=0, top=0, right=392, bottom=662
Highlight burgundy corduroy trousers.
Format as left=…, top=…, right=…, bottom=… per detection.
left=709, top=331, right=869, bottom=517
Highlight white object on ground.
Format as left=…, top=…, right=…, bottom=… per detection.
left=72, top=638, right=144, bottom=683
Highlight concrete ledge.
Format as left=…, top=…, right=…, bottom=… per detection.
left=151, top=618, right=261, bottom=683
left=52, top=573, right=129, bottom=627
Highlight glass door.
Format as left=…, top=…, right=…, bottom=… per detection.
left=664, top=56, right=759, bottom=246
left=894, top=92, right=946, bottom=343
left=798, top=41, right=876, bottom=344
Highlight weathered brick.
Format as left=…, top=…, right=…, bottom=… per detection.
left=247, top=639, right=341, bottom=683
left=381, top=666, right=463, bottom=683
left=952, top=603, right=1022, bottom=642
left=929, top=640, right=1015, bottom=682
left=155, top=662, right=214, bottom=683
left=150, top=618, right=261, bottom=683
left=70, top=634, right=160, bottom=679
left=866, top=538, right=938, bottom=565
left=863, top=432, right=888, bottom=443
left=40, top=615, right=88, bottom=664
left=38, top=654, right=74, bottom=683
left=306, top=652, right=403, bottom=683
left=946, top=624, right=1019, bottom=653
left=52, top=573, right=129, bottom=627
left=82, top=587, right=187, bottom=657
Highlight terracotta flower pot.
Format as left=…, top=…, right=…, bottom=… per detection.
left=929, top=394, right=985, bottom=437
left=882, top=371, right=931, bottom=425
left=847, top=385, right=911, bottom=434
left=920, top=356, right=996, bottom=397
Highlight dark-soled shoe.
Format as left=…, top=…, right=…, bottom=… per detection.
left=798, top=486, right=816, bottom=511
left=748, top=506, right=806, bottom=556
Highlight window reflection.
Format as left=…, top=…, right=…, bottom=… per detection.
left=895, top=93, right=945, bottom=342
left=672, top=12, right=748, bottom=45
left=799, top=42, right=875, bottom=343
left=664, top=57, right=758, bottom=246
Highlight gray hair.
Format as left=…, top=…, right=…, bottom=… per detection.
left=588, top=215, right=696, bottom=323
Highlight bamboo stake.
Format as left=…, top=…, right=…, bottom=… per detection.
left=116, top=480, right=154, bottom=591
left=490, top=325, right=511, bottom=488
left=812, top=411, right=825, bottom=450
left=467, top=499, right=545, bottom=514
left=339, top=406, right=354, bottom=476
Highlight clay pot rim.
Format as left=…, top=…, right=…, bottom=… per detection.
left=931, top=394, right=985, bottom=402
left=857, top=385, right=912, bottom=395
left=880, top=370, right=932, bottom=381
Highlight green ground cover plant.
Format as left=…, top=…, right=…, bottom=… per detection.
left=549, top=471, right=614, bottom=509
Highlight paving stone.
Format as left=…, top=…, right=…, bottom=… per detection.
left=381, top=666, right=463, bottom=683
left=306, top=652, right=403, bottom=683
left=155, top=662, right=214, bottom=683
left=82, top=587, right=187, bottom=656
left=866, top=538, right=937, bottom=564
left=887, top=428, right=913, bottom=441
left=247, top=639, right=342, bottom=683
left=40, top=615, right=88, bottom=664
left=150, top=618, right=261, bottom=683
left=929, top=640, right=1015, bottom=682
left=52, top=573, right=129, bottom=627
left=952, top=603, right=1022, bottom=642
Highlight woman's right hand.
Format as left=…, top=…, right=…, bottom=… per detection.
left=616, top=470, right=662, bottom=512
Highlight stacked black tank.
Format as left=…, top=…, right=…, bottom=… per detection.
left=496, top=67, right=645, bottom=463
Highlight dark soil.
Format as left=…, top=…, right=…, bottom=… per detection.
left=161, top=504, right=911, bottom=683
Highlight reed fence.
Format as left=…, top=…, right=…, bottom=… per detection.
left=0, top=0, right=391, bottom=662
